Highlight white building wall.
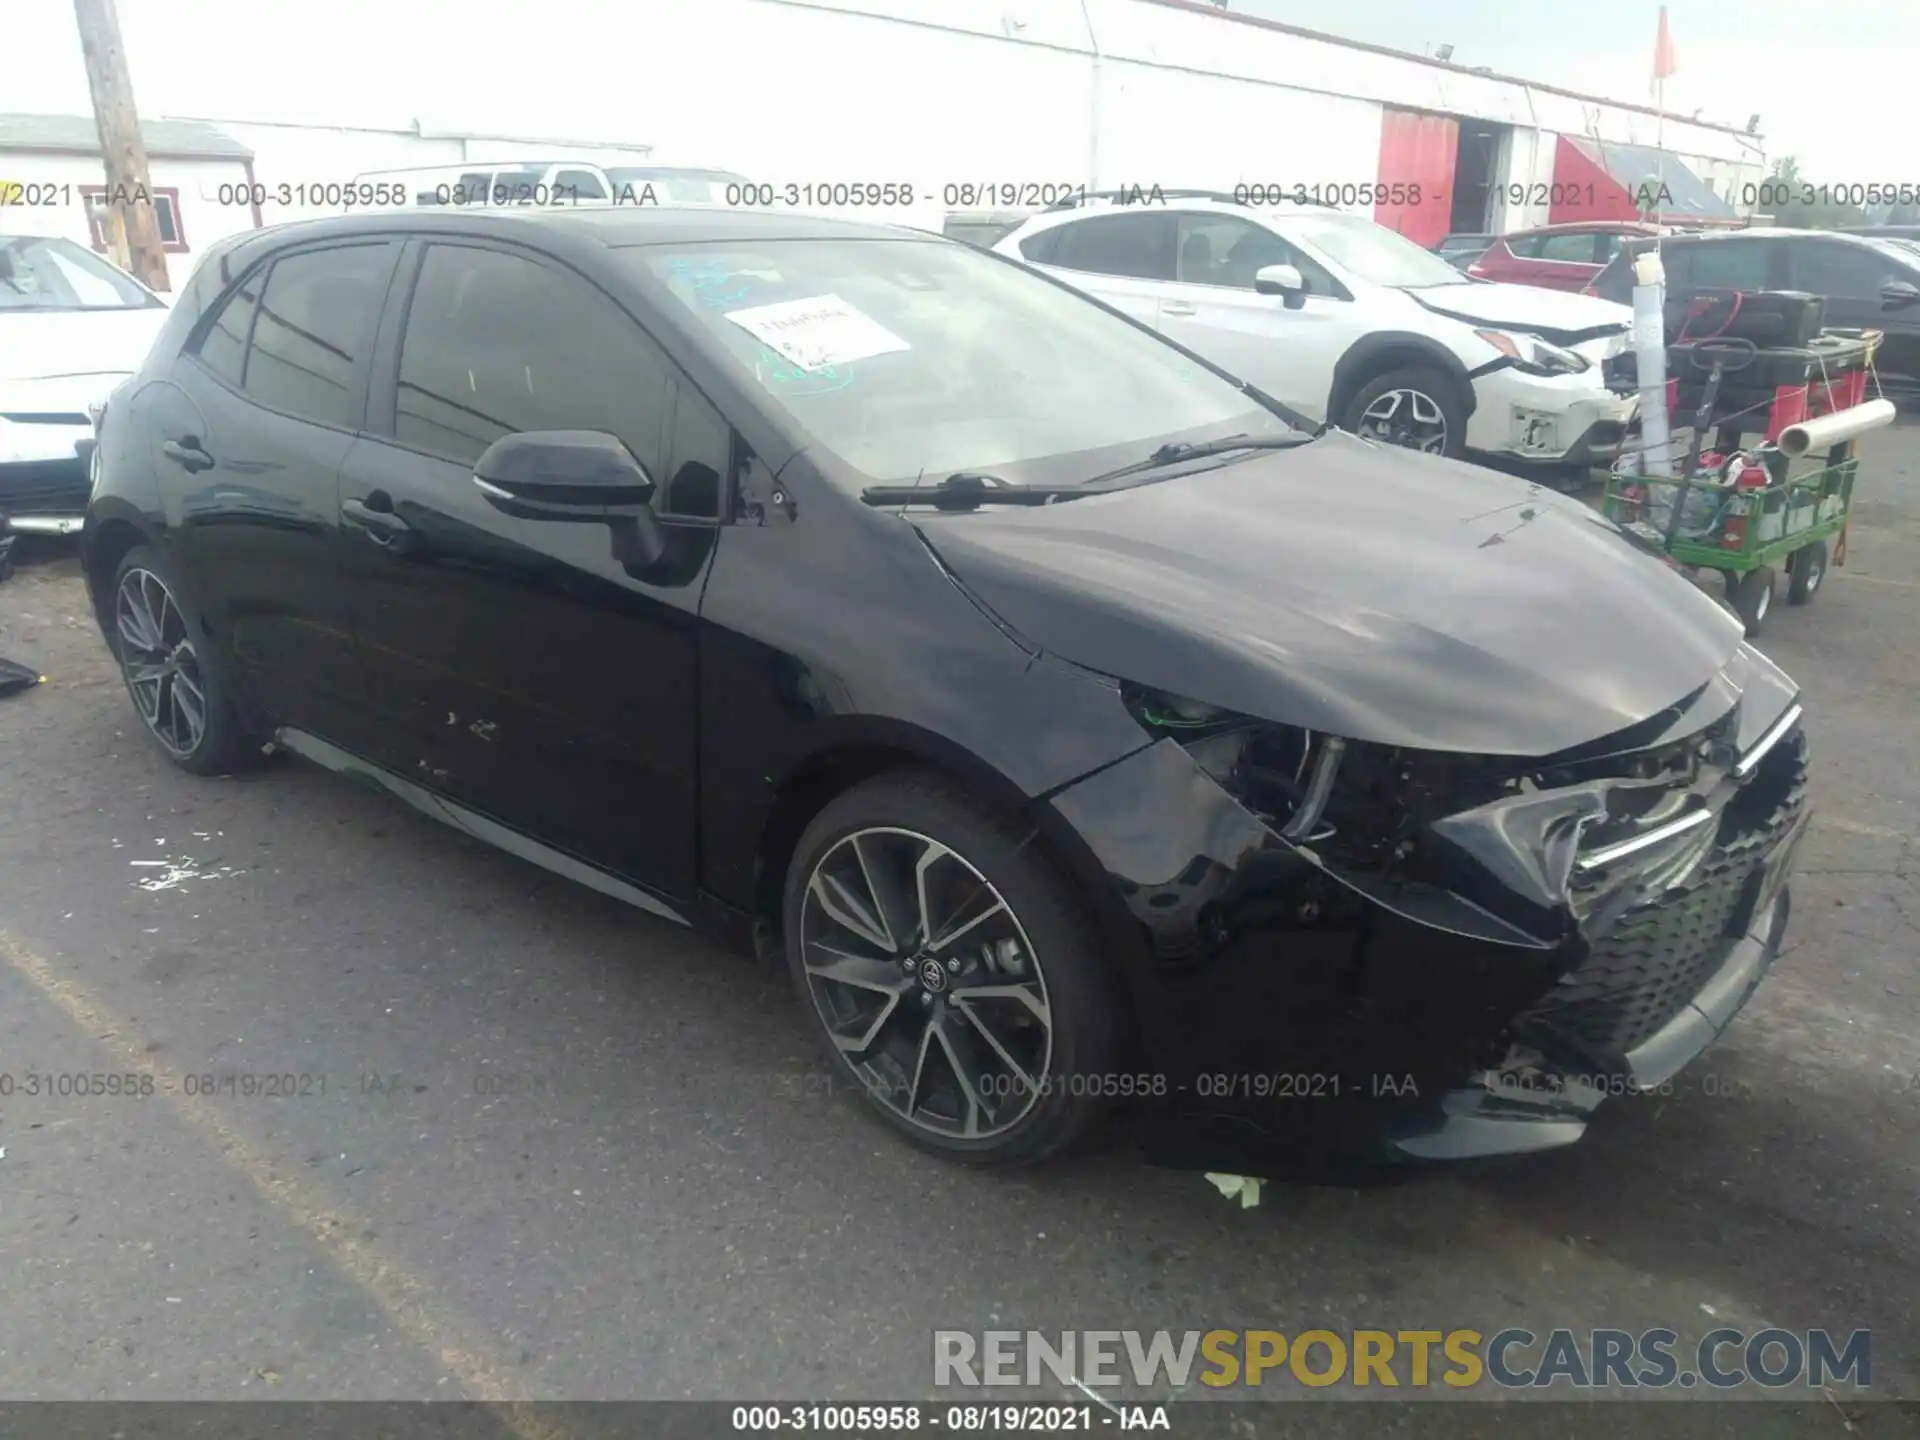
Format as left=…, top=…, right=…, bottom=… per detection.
left=0, top=149, right=253, bottom=289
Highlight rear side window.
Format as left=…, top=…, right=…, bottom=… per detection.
left=1046, top=213, right=1176, bottom=281
left=1688, top=242, right=1771, bottom=291
left=191, top=244, right=391, bottom=428
left=1532, top=232, right=1601, bottom=263
left=241, top=245, right=394, bottom=429
left=553, top=168, right=609, bottom=201
left=394, top=243, right=672, bottom=471
left=1018, top=227, right=1062, bottom=263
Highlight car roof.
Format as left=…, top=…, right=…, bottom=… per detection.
left=1507, top=221, right=1665, bottom=236
left=225, top=205, right=939, bottom=251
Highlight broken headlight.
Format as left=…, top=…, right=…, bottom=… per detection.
left=1474, top=329, right=1591, bottom=377
left=1122, top=684, right=1514, bottom=872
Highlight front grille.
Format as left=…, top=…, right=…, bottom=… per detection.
left=0, top=458, right=89, bottom=517
left=1516, top=727, right=1808, bottom=1061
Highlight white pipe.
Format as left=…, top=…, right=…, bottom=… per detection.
left=1632, top=249, right=1673, bottom=477
left=1777, top=398, right=1897, bottom=457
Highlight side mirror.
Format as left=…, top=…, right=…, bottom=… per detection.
left=472, top=430, right=656, bottom=519
left=1880, top=279, right=1920, bottom=311
left=1254, top=264, right=1306, bottom=307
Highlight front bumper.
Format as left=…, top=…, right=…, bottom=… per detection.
left=1465, top=364, right=1638, bottom=466
left=0, top=441, right=95, bottom=536
left=1046, top=693, right=1809, bottom=1175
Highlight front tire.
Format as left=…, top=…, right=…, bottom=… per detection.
left=782, top=771, right=1121, bottom=1166
left=1341, top=366, right=1469, bottom=458
left=111, top=545, right=255, bottom=775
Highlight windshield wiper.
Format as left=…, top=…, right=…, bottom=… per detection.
left=860, top=472, right=1094, bottom=512
left=1080, top=432, right=1314, bottom=486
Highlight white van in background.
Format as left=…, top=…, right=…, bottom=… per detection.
left=348, top=161, right=752, bottom=210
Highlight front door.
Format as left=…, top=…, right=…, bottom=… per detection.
left=339, top=239, right=717, bottom=901
left=150, top=239, right=399, bottom=742
left=1154, top=213, right=1356, bottom=421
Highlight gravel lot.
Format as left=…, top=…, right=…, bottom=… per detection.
left=1, top=430, right=1917, bottom=1432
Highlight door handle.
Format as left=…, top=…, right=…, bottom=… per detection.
left=1162, top=301, right=1198, bottom=316
left=342, top=494, right=411, bottom=547
left=161, top=438, right=215, bottom=473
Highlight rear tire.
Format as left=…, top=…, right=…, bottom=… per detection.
left=782, top=770, right=1122, bottom=1166
left=1727, top=564, right=1776, bottom=637
left=1341, top=366, right=1469, bottom=459
left=1787, top=539, right=1828, bottom=604
left=110, top=545, right=257, bottom=775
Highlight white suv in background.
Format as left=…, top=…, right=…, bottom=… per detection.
left=994, top=192, right=1639, bottom=470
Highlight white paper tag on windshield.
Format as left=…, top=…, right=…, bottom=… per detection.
left=723, top=293, right=909, bottom=373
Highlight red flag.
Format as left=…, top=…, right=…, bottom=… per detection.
left=1652, top=5, right=1678, bottom=84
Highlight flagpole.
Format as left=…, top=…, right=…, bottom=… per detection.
left=1656, top=76, right=1665, bottom=223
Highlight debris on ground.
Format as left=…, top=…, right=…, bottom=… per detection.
left=1205, top=1173, right=1264, bottom=1209
left=0, top=657, right=44, bottom=698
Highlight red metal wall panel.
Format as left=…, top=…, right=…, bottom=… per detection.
left=1548, top=134, right=1637, bottom=223
left=1374, top=108, right=1458, bottom=246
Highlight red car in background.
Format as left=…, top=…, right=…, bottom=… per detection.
left=1469, top=222, right=1669, bottom=292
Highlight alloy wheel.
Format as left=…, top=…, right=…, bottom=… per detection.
left=115, top=568, right=207, bottom=757
left=799, top=826, right=1053, bottom=1140
left=1358, top=388, right=1450, bottom=454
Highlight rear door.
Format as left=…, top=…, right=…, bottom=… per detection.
left=151, top=239, right=399, bottom=741
left=1020, top=211, right=1176, bottom=328
left=338, top=237, right=715, bottom=900
left=1155, top=212, right=1355, bottom=419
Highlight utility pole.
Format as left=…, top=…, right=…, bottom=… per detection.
left=71, top=0, right=170, bottom=291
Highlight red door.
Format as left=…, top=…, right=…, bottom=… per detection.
left=1374, top=108, right=1458, bottom=248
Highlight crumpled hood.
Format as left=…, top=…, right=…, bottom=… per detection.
left=1408, top=282, right=1631, bottom=344
left=914, top=432, right=1745, bottom=757
left=0, top=306, right=168, bottom=383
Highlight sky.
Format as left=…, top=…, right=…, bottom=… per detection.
left=1229, top=0, right=1911, bottom=181
left=7, top=0, right=1911, bottom=183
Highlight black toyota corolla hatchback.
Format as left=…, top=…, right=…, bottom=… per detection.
left=82, top=206, right=1810, bottom=1174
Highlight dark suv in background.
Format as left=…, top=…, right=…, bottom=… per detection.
left=1588, top=228, right=1920, bottom=397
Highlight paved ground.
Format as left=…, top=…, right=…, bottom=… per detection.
left=1, top=430, right=1917, bottom=1433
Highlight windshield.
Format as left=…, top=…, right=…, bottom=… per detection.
left=608, top=168, right=750, bottom=204
left=0, top=234, right=159, bottom=311
left=1282, top=211, right=1473, bottom=288
left=635, top=237, right=1288, bottom=485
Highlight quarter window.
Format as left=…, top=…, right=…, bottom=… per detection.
left=195, top=272, right=262, bottom=388
left=394, top=244, right=672, bottom=473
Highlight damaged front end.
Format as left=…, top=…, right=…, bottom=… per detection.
left=1047, top=646, right=1810, bottom=1173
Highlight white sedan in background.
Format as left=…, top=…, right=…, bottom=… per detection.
left=1, top=234, right=169, bottom=537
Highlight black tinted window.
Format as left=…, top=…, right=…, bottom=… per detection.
left=1790, top=240, right=1905, bottom=298
left=1688, top=241, right=1770, bottom=291
left=240, top=245, right=391, bottom=427
left=395, top=244, right=671, bottom=470
left=1048, top=213, right=1175, bottom=281
left=196, top=271, right=263, bottom=386
left=1017, top=227, right=1061, bottom=263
